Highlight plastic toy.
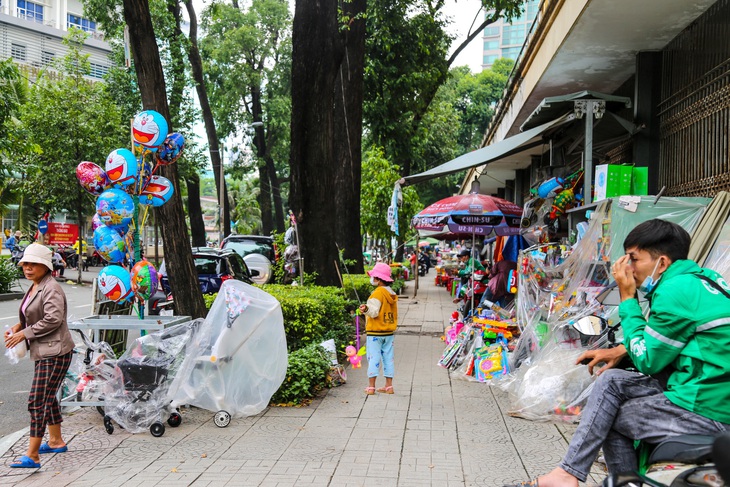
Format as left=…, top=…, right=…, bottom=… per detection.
left=345, top=346, right=366, bottom=368
left=537, top=177, right=565, bottom=199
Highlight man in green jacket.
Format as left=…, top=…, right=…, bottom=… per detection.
left=456, top=248, right=484, bottom=278
left=507, top=219, right=730, bottom=487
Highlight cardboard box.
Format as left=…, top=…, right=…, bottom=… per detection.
left=631, top=166, right=649, bottom=195
left=594, top=164, right=634, bottom=201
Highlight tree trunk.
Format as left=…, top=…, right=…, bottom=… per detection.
left=266, top=154, right=285, bottom=233
left=333, top=0, right=366, bottom=274
left=290, top=0, right=343, bottom=286
left=186, top=174, right=206, bottom=247
left=183, top=0, right=231, bottom=239
left=257, top=164, right=273, bottom=235
left=123, top=0, right=206, bottom=319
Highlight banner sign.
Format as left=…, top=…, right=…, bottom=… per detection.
left=46, top=222, right=79, bottom=246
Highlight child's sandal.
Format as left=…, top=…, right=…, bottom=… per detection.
left=376, top=386, right=394, bottom=394
left=364, top=387, right=376, bottom=395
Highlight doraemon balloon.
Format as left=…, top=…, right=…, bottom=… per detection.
left=98, top=265, right=133, bottom=304
left=139, top=176, right=174, bottom=207
left=156, top=133, right=185, bottom=165
left=75, top=162, right=111, bottom=196
left=132, top=110, right=168, bottom=150
left=93, top=225, right=126, bottom=263
left=96, top=188, right=135, bottom=229
left=104, top=149, right=138, bottom=188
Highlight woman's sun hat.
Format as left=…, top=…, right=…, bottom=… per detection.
left=367, top=262, right=394, bottom=282
left=19, top=243, right=53, bottom=272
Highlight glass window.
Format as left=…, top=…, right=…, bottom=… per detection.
left=527, top=0, right=540, bottom=19
left=502, top=24, right=526, bottom=46
left=11, top=43, right=27, bottom=61
left=483, top=54, right=499, bottom=66
left=67, top=13, right=97, bottom=33
left=484, top=40, right=499, bottom=51
left=89, top=63, right=109, bottom=79
left=502, top=47, right=522, bottom=61
left=17, top=0, right=43, bottom=23
left=484, top=25, right=500, bottom=37
left=41, top=51, right=54, bottom=66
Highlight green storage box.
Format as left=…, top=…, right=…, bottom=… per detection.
left=631, top=166, right=649, bottom=195
left=594, top=164, right=634, bottom=201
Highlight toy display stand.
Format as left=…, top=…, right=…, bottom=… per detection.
left=60, top=315, right=191, bottom=409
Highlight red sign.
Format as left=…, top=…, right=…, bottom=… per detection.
left=46, top=223, right=79, bottom=246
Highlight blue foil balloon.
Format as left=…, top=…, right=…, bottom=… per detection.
left=98, top=265, right=133, bottom=304
left=156, top=132, right=185, bottom=165
left=96, top=188, right=135, bottom=229
left=132, top=110, right=168, bottom=150
left=93, top=226, right=126, bottom=263
left=139, top=175, right=174, bottom=207
left=105, top=149, right=138, bottom=188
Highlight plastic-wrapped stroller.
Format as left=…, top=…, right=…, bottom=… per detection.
left=102, top=320, right=199, bottom=437
left=169, top=280, right=287, bottom=427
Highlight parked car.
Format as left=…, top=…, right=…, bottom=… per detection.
left=220, top=235, right=277, bottom=284
left=157, top=247, right=257, bottom=296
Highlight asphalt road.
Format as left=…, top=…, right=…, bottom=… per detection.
left=0, top=279, right=95, bottom=439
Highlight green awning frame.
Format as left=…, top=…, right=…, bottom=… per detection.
left=400, top=113, right=574, bottom=187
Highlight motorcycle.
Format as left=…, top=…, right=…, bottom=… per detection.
left=418, top=254, right=429, bottom=276
left=570, top=317, right=725, bottom=487
left=148, top=288, right=174, bottom=316
left=10, top=243, right=26, bottom=267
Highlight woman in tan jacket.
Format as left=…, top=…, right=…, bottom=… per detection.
left=4, top=243, right=75, bottom=468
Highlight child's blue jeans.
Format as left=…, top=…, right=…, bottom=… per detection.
left=366, top=335, right=394, bottom=378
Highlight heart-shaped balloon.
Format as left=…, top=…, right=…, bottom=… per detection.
left=76, top=162, right=111, bottom=196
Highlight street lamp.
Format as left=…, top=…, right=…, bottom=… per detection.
left=218, top=121, right=264, bottom=246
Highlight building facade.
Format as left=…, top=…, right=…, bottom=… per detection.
left=0, top=0, right=111, bottom=81
left=481, top=0, right=539, bottom=69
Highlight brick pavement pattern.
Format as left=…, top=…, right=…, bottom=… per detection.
left=0, top=273, right=605, bottom=486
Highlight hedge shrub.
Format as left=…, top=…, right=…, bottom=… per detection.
left=269, top=343, right=331, bottom=405
left=0, top=258, right=17, bottom=294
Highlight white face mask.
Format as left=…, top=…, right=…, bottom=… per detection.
left=638, top=258, right=663, bottom=294
left=370, top=277, right=378, bottom=286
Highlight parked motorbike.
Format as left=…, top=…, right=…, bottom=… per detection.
left=10, top=243, right=26, bottom=267
left=418, top=254, right=429, bottom=276
left=148, top=288, right=174, bottom=316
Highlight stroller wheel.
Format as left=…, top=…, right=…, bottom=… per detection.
left=150, top=422, right=165, bottom=437
left=103, top=415, right=114, bottom=435
left=214, top=410, right=231, bottom=428
left=167, top=412, right=182, bottom=427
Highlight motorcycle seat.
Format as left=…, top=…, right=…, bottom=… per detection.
left=648, top=434, right=715, bottom=465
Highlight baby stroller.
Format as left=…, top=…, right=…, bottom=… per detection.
left=102, top=320, right=199, bottom=437
left=169, top=281, right=287, bottom=428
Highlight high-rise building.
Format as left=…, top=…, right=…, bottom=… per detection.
left=482, top=0, right=540, bottom=69
left=0, top=0, right=112, bottom=81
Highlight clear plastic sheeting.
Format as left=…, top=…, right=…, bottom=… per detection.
left=506, top=196, right=711, bottom=422
left=102, top=321, right=197, bottom=434
left=170, top=280, right=288, bottom=418
left=703, top=215, right=730, bottom=280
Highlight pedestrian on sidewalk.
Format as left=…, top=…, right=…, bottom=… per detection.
left=4, top=243, right=75, bottom=469
left=360, top=262, right=398, bottom=395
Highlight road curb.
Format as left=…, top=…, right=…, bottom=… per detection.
left=0, top=427, right=29, bottom=457
left=0, top=292, right=24, bottom=302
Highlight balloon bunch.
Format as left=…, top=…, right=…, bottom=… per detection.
left=75, top=110, right=184, bottom=308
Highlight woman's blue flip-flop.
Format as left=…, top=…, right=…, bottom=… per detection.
left=10, top=455, right=41, bottom=468
left=39, top=443, right=68, bottom=454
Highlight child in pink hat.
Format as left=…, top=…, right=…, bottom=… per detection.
left=359, top=263, right=398, bottom=395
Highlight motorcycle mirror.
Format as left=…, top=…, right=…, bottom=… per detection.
left=572, top=315, right=606, bottom=336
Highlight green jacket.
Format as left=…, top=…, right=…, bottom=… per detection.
left=458, top=258, right=485, bottom=277
left=619, top=259, right=730, bottom=424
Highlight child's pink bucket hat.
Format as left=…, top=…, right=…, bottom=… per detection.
left=368, top=262, right=394, bottom=282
